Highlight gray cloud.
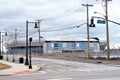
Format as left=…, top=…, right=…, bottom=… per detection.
left=0, top=0, right=120, bottom=46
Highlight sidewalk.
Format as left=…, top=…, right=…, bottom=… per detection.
left=0, top=60, right=40, bottom=76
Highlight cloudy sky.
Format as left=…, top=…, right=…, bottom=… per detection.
left=0, top=0, right=120, bottom=46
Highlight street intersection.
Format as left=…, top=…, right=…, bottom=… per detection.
left=1, top=55, right=120, bottom=80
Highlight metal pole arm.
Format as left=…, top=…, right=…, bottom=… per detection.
left=92, top=16, right=120, bottom=25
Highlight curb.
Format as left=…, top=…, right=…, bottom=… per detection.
left=12, top=65, right=41, bottom=75
left=29, top=65, right=41, bottom=73
left=0, top=65, right=41, bottom=76
left=0, top=60, right=41, bottom=76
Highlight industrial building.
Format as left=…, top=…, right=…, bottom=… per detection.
left=43, top=39, right=100, bottom=53
left=6, top=38, right=100, bottom=54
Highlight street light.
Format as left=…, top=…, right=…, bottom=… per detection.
left=94, top=10, right=110, bottom=59
left=94, top=12, right=105, bottom=17
left=25, top=20, right=38, bottom=65
left=29, top=37, right=32, bottom=69
left=0, top=32, right=7, bottom=60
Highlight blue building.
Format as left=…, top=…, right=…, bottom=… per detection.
left=43, top=39, right=100, bottom=53
left=6, top=38, right=100, bottom=54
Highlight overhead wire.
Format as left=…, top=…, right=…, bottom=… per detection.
left=21, top=22, right=86, bottom=39
left=41, top=22, right=86, bottom=32
left=42, top=3, right=81, bottom=21
left=3, top=1, right=92, bottom=40
left=108, top=1, right=119, bottom=21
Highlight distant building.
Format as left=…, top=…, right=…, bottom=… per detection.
left=43, top=39, right=100, bottom=53
left=7, top=42, right=43, bottom=54
left=6, top=38, right=100, bottom=54
left=99, top=41, right=107, bottom=51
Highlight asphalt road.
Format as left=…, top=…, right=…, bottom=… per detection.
left=1, top=55, right=120, bottom=80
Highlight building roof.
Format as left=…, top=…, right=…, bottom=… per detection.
left=7, top=42, right=43, bottom=48
left=45, top=38, right=98, bottom=42
left=7, top=38, right=99, bottom=48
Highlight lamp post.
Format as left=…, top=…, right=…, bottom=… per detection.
left=12, top=29, right=17, bottom=62
left=25, top=20, right=38, bottom=65
left=0, top=32, right=7, bottom=60
left=94, top=10, right=110, bottom=60
left=34, top=20, right=42, bottom=54
left=29, top=37, right=32, bottom=69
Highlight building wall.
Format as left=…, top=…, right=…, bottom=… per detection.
left=7, top=40, right=100, bottom=54
left=43, top=41, right=100, bottom=53
left=7, top=46, right=43, bottom=54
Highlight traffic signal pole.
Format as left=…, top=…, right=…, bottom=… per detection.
left=82, top=4, right=93, bottom=58
left=105, top=0, right=110, bottom=60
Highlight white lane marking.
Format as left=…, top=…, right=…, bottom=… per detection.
left=46, top=70, right=57, bottom=72
left=41, top=64, right=45, bottom=66
left=47, top=78, right=73, bottom=80
left=39, top=71, right=47, bottom=74
left=77, top=69, right=91, bottom=72
left=89, top=77, right=120, bottom=80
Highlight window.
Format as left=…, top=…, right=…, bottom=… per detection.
left=79, top=42, right=88, bottom=49
left=63, top=43, right=67, bottom=47
left=51, top=43, right=54, bottom=47
left=71, top=42, right=76, bottom=49
left=54, top=42, right=62, bottom=49
left=76, top=43, right=79, bottom=47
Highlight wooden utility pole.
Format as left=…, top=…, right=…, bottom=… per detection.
left=82, top=4, right=93, bottom=58
left=105, top=0, right=110, bottom=60
left=36, top=19, right=43, bottom=54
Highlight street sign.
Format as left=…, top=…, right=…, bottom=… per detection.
left=97, top=20, right=105, bottom=24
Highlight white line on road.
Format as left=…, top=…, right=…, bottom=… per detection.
left=39, top=71, right=47, bottom=74
left=89, top=77, right=120, bottom=80
left=77, top=69, right=91, bottom=72
left=47, top=78, right=73, bottom=80
left=41, top=64, right=45, bottom=66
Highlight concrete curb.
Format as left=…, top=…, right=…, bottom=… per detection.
left=0, top=60, right=41, bottom=76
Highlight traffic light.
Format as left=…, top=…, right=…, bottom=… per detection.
left=89, top=18, right=95, bottom=27
left=91, top=18, right=94, bottom=24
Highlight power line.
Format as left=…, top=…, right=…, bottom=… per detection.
left=41, top=22, right=86, bottom=32
left=42, top=5, right=81, bottom=21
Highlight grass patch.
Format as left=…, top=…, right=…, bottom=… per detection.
left=0, top=63, right=11, bottom=69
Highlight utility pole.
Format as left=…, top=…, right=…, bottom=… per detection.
left=35, top=19, right=42, bottom=54
left=82, top=4, right=93, bottom=58
left=105, top=0, right=110, bottom=60
left=94, top=0, right=111, bottom=59
left=37, top=20, right=41, bottom=54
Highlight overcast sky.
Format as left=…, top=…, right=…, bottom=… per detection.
left=0, top=0, right=120, bottom=47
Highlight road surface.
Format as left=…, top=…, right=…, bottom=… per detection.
left=1, top=55, right=120, bottom=80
